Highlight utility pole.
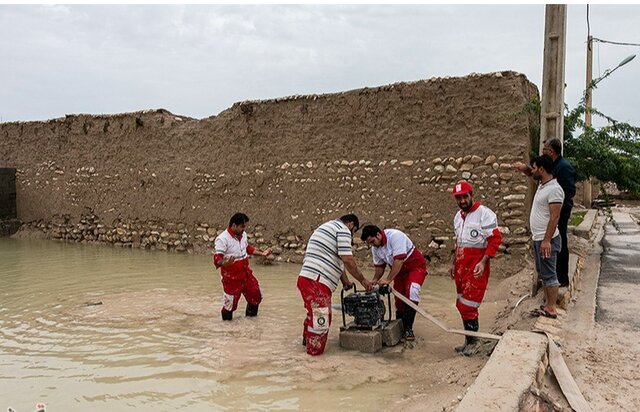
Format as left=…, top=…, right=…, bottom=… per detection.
left=539, top=4, right=567, bottom=154
left=533, top=4, right=567, bottom=297
left=583, top=35, right=594, bottom=206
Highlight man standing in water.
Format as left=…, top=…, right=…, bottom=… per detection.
left=360, top=225, right=428, bottom=342
left=213, top=212, right=272, bottom=321
left=450, top=181, right=502, bottom=356
left=297, top=214, right=373, bottom=356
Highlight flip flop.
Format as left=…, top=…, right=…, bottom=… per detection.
left=531, top=308, right=558, bottom=319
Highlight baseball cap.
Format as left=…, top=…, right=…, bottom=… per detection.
left=452, top=181, right=473, bottom=196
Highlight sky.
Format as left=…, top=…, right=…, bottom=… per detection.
left=1, top=4, right=639, bottom=127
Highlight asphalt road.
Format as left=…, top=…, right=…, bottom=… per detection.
left=597, top=207, right=640, bottom=329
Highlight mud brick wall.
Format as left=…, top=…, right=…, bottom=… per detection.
left=0, top=168, right=17, bottom=219
left=0, top=71, right=539, bottom=274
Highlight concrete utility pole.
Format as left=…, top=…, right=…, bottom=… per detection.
left=583, top=35, right=594, bottom=207
left=539, top=4, right=567, bottom=154
left=533, top=4, right=567, bottom=297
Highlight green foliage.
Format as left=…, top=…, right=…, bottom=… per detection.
left=563, top=86, right=640, bottom=197
left=568, top=211, right=587, bottom=227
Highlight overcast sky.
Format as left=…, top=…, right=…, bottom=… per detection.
left=1, top=4, right=639, bottom=126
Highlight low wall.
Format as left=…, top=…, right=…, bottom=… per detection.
left=0, top=168, right=17, bottom=219
left=0, top=71, right=538, bottom=270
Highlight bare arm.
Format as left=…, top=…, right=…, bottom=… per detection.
left=544, top=203, right=562, bottom=242
left=372, top=266, right=386, bottom=282
left=381, top=259, right=404, bottom=283
left=449, top=251, right=457, bottom=279
left=340, top=270, right=353, bottom=289
left=540, top=203, right=562, bottom=259
left=251, top=247, right=272, bottom=257
left=512, top=161, right=533, bottom=177
left=341, top=255, right=372, bottom=291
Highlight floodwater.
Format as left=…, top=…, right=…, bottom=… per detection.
left=0, top=238, right=474, bottom=411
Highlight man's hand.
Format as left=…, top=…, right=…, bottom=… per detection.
left=473, top=260, right=486, bottom=278
left=540, top=240, right=551, bottom=259
left=342, top=280, right=354, bottom=290
left=512, top=161, right=529, bottom=173
left=360, top=278, right=373, bottom=292
left=377, top=278, right=391, bottom=286
left=449, top=265, right=455, bottom=279
left=260, top=247, right=272, bottom=257
left=222, top=256, right=236, bottom=266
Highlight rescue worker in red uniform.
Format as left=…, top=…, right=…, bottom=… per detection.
left=450, top=182, right=502, bottom=355
left=360, top=225, right=428, bottom=342
left=213, top=213, right=272, bottom=321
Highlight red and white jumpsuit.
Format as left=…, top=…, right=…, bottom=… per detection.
left=453, top=202, right=502, bottom=321
left=371, top=229, right=428, bottom=318
left=213, top=228, right=262, bottom=317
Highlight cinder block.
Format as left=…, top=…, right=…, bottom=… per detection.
left=381, top=319, right=404, bottom=346
left=339, top=329, right=383, bottom=353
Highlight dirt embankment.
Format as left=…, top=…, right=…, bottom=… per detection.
left=1, top=71, right=538, bottom=275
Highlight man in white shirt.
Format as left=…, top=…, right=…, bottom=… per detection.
left=360, top=225, right=428, bottom=342
left=213, top=213, right=272, bottom=321
left=529, top=155, right=564, bottom=319
left=297, top=214, right=373, bottom=356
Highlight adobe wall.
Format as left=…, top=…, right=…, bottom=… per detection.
left=0, top=71, right=538, bottom=272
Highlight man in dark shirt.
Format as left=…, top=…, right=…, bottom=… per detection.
left=513, top=138, right=576, bottom=286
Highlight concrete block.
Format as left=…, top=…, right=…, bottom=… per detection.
left=456, top=330, right=547, bottom=412
left=381, top=319, right=404, bottom=346
left=339, top=329, right=383, bottom=353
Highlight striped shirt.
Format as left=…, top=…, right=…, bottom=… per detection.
left=299, top=219, right=353, bottom=292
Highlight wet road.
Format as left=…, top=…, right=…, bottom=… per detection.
left=597, top=208, right=640, bottom=330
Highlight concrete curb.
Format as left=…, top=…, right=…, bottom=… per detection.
left=573, top=209, right=598, bottom=239
left=457, top=215, right=597, bottom=411
left=456, top=330, right=548, bottom=412
left=557, top=253, right=581, bottom=310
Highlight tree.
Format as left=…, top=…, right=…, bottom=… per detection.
left=563, top=87, right=640, bottom=197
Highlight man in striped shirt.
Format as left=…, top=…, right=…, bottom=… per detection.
left=297, top=214, right=373, bottom=356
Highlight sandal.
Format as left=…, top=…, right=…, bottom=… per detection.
left=531, top=308, right=558, bottom=319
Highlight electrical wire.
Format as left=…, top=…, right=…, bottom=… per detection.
left=587, top=5, right=640, bottom=48
left=593, top=38, right=640, bottom=47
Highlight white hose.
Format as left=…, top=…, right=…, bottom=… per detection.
left=513, top=293, right=530, bottom=311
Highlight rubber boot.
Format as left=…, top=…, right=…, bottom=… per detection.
left=455, top=319, right=478, bottom=353
left=221, top=310, right=233, bottom=321
left=461, top=319, right=480, bottom=356
left=402, top=307, right=418, bottom=341
left=245, top=303, right=259, bottom=317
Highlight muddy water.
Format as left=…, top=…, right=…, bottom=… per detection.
left=0, top=238, right=476, bottom=411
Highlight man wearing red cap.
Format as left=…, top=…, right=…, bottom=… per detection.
left=449, top=181, right=502, bottom=355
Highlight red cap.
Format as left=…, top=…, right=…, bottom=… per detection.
left=452, top=181, right=473, bottom=196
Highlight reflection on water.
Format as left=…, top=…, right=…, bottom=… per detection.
left=0, top=238, right=465, bottom=411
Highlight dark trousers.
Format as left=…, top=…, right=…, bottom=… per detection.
left=557, top=207, right=572, bottom=286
